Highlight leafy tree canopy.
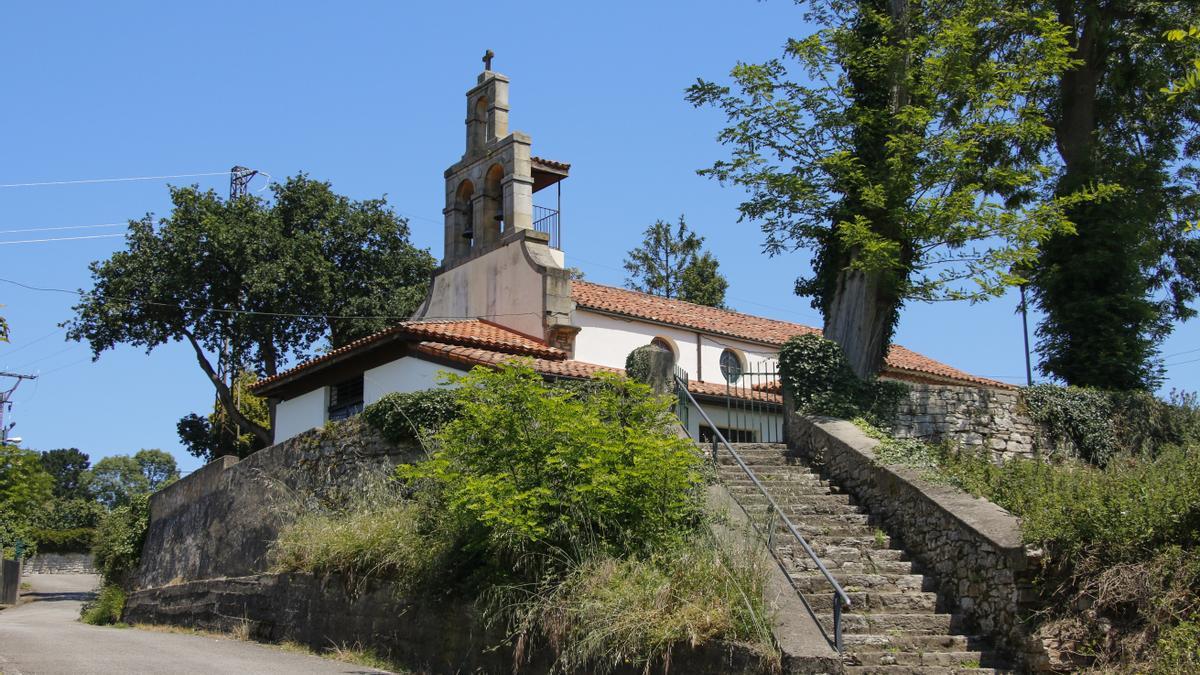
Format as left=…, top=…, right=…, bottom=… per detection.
left=623, top=216, right=729, bottom=307
left=689, top=0, right=1085, bottom=377
left=65, top=175, right=436, bottom=445
left=39, top=448, right=91, bottom=500
left=88, top=450, right=179, bottom=508
left=0, top=444, right=53, bottom=555
left=177, top=371, right=270, bottom=461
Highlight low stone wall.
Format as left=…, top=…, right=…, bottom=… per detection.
left=132, top=419, right=420, bottom=590
left=125, top=573, right=773, bottom=675
left=890, top=382, right=1048, bottom=461
left=786, top=413, right=1044, bottom=667
left=22, top=553, right=95, bottom=575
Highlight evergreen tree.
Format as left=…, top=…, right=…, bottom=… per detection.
left=1030, top=3, right=1200, bottom=390
left=623, top=216, right=729, bottom=308
left=39, top=448, right=90, bottom=500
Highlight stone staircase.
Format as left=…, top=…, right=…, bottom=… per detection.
left=716, top=443, right=1013, bottom=674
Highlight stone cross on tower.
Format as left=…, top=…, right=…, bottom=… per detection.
left=482, top=49, right=494, bottom=71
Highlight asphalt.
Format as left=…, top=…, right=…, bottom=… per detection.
left=0, top=574, right=390, bottom=675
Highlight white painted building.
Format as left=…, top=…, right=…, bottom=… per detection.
left=253, top=65, right=1006, bottom=445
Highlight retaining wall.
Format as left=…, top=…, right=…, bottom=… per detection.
left=22, top=553, right=96, bottom=575
left=786, top=412, right=1048, bottom=668
left=132, top=419, right=420, bottom=590
left=891, top=382, right=1048, bottom=461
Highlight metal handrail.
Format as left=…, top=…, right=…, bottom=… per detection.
left=674, top=373, right=851, bottom=653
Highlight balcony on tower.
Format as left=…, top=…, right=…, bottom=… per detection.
left=531, top=156, right=569, bottom=250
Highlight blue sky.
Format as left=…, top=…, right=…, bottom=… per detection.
left=2, top=1, right=1197, bottom=474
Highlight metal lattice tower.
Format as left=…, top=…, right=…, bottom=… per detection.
left=229, top=165, right=258, bottom=199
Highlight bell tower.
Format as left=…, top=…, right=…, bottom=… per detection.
left=414, top=53, right=578, bottom=350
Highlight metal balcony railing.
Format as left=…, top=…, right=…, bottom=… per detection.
left=533, top=205, right=560, bottom=250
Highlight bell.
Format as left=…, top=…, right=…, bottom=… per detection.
left=462, top=225, right=474, bottom=239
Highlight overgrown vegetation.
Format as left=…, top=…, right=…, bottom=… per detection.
left=80, top=584, right=127, bottom=626
left=778, top=334, right=907, bottom=425
left=361, top=388, right=460, bottom=445
left=858, top=416, right=1200, bottom=670
left=276, top=364, right=776, bottom=671
left=92, top=494, right=150, bottom=588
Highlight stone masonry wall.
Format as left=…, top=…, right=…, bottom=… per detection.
left=22, top=553, right=96, bottom=575
left=786, top=411, right=1045, bottom=668
left=132, top=419, right=420, bottom=590
left=890, top=382, right=1049, bottom=461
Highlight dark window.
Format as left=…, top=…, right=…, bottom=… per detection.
left=328, top=376, right=364, bottom=421
left=720, top=349, right=743, bottom=383
left=699, top=425, right=756, bottom=444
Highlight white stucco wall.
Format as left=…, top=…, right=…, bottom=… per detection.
left=364, top=358, right=466, bottom=404
left=274, top=388, right=327, bottom=443
left=572, top=309, right=781, bottom=385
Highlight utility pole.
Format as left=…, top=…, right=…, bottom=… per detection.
left=1018, top=284, right=1033, bottom=387
left=0, top=371, right=37, bottom=444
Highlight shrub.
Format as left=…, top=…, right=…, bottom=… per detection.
left=1154, top=620, right=1200, bottom=674
left=92, top=493, right=150, bottom=587
left=398, top=364, right=704, bottom=570
left=30, top=527, right=95, bottom=554
left=362, top=388, right=460, bottom=444
left=623, top=345, right=657, bottom=383
left=779, top=334, right=908, bottom=424
left=80, top=584, right=126, bottom=625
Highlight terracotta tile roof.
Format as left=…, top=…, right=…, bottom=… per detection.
left=251, top=320, right=564, bottom=393
left=531, top=156, right=571, bottom=172
left=571, top=281, right=1012, bottom=389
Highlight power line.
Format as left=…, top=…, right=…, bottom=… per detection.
left=0, top=233, right=125, bottom=246
left=0, top=222, right=125, bottom=235
left=0, top=171, right=235, bottom=189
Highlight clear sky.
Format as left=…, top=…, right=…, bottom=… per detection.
left=2, top=1, right=1196, bottom=474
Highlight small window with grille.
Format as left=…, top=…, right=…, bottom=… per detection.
left=720, top=349, right=744, bottom=383
left=328, top=375, right=364, bottom=421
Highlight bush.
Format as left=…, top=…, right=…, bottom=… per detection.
left=779, top=334, right=908, bottom=424
left=80, top=584, right=126, bottom=625
left=92, top=493, right=150, bottom=587
left=398, top=364, right=704, bottom=569
left=362, top=388, right=460, bottom=444
left=30, top=527, right=95, bottom=554
left=1154, top=619, right=1200, bottom=674
left=1021, top=384, right=1200, bottom=466
left=623, top=345, right=657, bottom=383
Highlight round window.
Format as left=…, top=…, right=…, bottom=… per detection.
left=720, top=349, right=743, bottom=383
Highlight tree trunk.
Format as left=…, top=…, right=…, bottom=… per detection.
left=823, top=267, right=894, bottom=380
left=182, top=328, right=273, bottom=448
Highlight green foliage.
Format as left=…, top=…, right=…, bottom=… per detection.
left=39, top=448, right=91, bottom=499
left=177, top=371, right=271, bottom=461
left=502, top=532, right=777, bottom=673
left=1020, top=385, right=1200, bottom=466
left=1154, top=619, right=1200, bottom=673
left=1031, top=5, right=1200, bottom=390
left=92, top=493, right=150, bottom=587
left=0, top=444, right=53, bottom=557
left=80, top=584, right=126, bottom=626
left=31, top=528, right=95, bottom=554
left=65, top=174, right=436, bottom=446
left=689, top=0, right=1080, bottom=373
left=399, top=365, right=704, bottom=567
left=361, top=388, right=460, bottom=445
left=88, top=450, right=179, bottom=508
left=623, top=216, right=728, bottom=308
left=623, top=345, right=657, bottom=384
left=778, top=334, right=907, bottom=424
left=0, top=309, right=8, bottom=343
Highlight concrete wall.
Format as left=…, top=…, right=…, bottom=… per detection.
left=786, top=411, right=1046, bottom=668
left=892, top=383, right=1047, bottom=461
left=124, top=573, right=775, bottom=675
left=132, top=419, right=419, bottom=590
left=273, top=388, right=326, bottom=443
left=22, top=553, right=96, bottom=575
left=573, top=309, right=779, bottom=385
left=363, top=358, right=462, bottom=404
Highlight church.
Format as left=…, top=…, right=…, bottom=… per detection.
left=251, top=62, right=1006, bottom=444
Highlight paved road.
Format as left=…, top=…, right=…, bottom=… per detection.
left=0, top=574, right=389, bottom=674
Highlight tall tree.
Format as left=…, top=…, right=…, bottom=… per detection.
left=623, top=216, right=729, bottom=307
left=177, top=371, right=270, bottom=461
left=689, top=0, right=1082, bottom=378
left=0, top=444, right=53, bottom=553
left=1030, top=3, right=1200, bottom=390
left=87, top=450, right=179, bottom=508
left=66, top=176, right=436, bottom=446
left=39, top=448, right=91, bottom=499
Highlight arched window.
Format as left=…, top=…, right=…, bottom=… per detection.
left=470, top=96, right=489, bottom=150
left=456, top=179, right=475, bottom=243
left=651, top=337, right=676, bottom=361
left=720, top=349, right=744, bottom=383
left=481, top=164, right=505, bottom=242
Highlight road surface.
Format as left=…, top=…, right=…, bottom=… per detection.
left=0, top=574, right=389, bottom=674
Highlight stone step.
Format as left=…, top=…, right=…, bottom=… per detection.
left=723, top=477, right=839, bottom=493
left=806, top=590, right=939, bottom=612
left=787, top=557, right=917, bottom=575
left=729, top=486, right=855, bottom=505
left=842, top=634, right=990, bottom=653
left=790, top=572, right=935, bottom=595
left=846, top=649, right=989, bottom=667
left=805, top=533, right=896, bottom=550
left=778, top=543, right=906, bottom=565
left=718, top=466, right=826, bottom=480
left=842, top=665, right=1005, bottom=674
left=823, top=611, right=961, bottom=635
left=716, top=451, right=801, bottom=466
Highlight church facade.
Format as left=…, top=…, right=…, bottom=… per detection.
left=251, top=64, right=1007, bottom=445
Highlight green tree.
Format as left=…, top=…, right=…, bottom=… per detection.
left=0, top=308, right=8, bottom=343
left=0, top=444, right=53, bottom=555
left=39, top=448, right=91, bottom=499
left=87, top=450, right=178, bottom=508
left=177, top=371, right=270, bottom=461
left=623, top=216, right=729, bottom=307
left=689, top=0, right=1082, bottom=378
left=66, top=175, right=436, bottom=446
left=1030, top=5, right=1200, bottom=390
